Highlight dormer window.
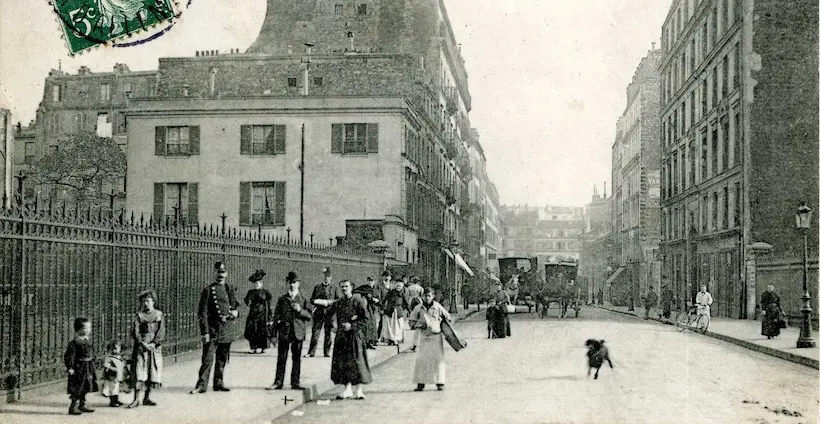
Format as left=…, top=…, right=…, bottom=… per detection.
left=357, top=4, right=367, bottom=15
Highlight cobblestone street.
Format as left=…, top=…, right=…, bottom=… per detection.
left=270, top=308, right=819, bottom=424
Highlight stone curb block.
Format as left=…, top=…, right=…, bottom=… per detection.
left=253, top=309, right=481, bottom=423
left=593, top=305, right=820, bottom=370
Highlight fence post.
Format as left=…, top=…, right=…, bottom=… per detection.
left=174, top=225, right=181, bottom=363
left=109, top=208, right=117, bottom=349
left=15, top=177, right=27, bottom=401
left=220, top=213, right=227, bottom=263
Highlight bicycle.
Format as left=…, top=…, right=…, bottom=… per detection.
left=674, top=304, right=710, bottom=333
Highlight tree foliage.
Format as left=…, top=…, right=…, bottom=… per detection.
left=29, top=132, right=126, bottom=205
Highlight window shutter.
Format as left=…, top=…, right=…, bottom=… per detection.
left=240, top=125, right=251, bottom=155
left=154, top=127, right=166, bottom=156
left=239, top=182, right=251, bottom=226
left=153, top=183, right=164, bottom=225
left=189, top=126, right=200, bottom=155
left=274, top=125, right=286, bottom=154
left=366, top=123, right=378, bottom=153
left=275, top=182, right=286, bottom=226
left=187, top=183, right=198, bottom=226
left=331, top=124, right=343, bottom=153
left=264, top=127, right=276, bottom=155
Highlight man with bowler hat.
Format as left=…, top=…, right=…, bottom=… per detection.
left=268, top=271, right=312, bottom=390
left=190, top=261, right=240, bottom=394
left=306, top=267, right=339, bottom=357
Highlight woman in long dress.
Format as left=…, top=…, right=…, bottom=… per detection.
left=244, top=270, right=273, bottom=353
left=330, top=280, right=371, bottom=400
left=761, top=284, right=782, bottom=339
left=381, top=279, right=409, bottom=345
left=128, top=289, right=165, bottom=408
left=408, top=287, right=451, bottom=391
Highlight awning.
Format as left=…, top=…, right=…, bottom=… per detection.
left=454, top=253, right=475, bottom=277
left=605, top=267, right=626, bottom=285
left=442, top=248, right=455, bottom=259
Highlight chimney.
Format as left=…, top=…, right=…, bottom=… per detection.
left=78, top=66, right=91, bottom=75
left=196, top=51, right=200, bottom=57
left=209, top=67, right=217, bottom=97
left=181, top=85, right=189, bottom=97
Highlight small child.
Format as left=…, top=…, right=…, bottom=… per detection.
left=128, top=289, right=165, bottom=408
left=486, top=299, right=498, bottom=339
left=101, top=340, right=125, bottom=407
left=64, top=317, right=99, bottom=415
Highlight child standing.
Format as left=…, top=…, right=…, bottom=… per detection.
left=128, top=289, right=165, bottom=408
left=101, top=340, right=125, bottom=407
left=64, top=317, right=99, bottom=415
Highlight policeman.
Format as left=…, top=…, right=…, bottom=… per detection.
left=190, top=261, right=240, bottom=394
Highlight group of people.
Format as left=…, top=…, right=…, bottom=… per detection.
left=486, top=280, right=512, bottom=338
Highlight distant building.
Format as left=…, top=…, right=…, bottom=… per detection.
left=1, top=109, right=12, bottom=207
left=659, top=0, right=818, bottom=318
left=610, top=48, right=663, bottom=308
left=578, top=187, right=612, bottom=303
left=501, top=205, right=585, bottom=262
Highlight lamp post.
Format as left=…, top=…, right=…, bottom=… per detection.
left=796, top=203, right=816, bottom=348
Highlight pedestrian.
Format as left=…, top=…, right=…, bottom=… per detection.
left=761, top=284, right=784, bottom=339
left=354, top=276, right=380, bottom=349
left=244, top=269, right=273, bottom=354
left=597, top=288, right=604, bottom=306
left=101, top=339, right=125, bottom=407
left=375, top=271, right=391, bottom=343
left=128, top=289, right=165, bottom=408
left=409, top=287, right=452, bottom=391
left=306, top=267, right=339, bottom=358
left=643, top=288, right=658, bottom=320
left=381, top=277, right=409, bottom=346
left=64, top=317, right=99, bottom=415
left=268, top=271, right=313, bottom=390
left=491, top=281, right=511, bottom=338
left=329, top=279, right=372, bottom=400
left=190, top=261, right=240, bottom=394
left=660, top=285, right=675, bottom=319
left=696, top=284, right=713, bottom=318
left=406, top=279, right=424, bottom=351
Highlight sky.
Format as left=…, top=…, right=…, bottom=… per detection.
left=0, top=0, right=672, bottom=208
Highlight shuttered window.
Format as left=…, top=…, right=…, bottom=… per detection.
left=240, top=124, right=286, bottom=155
left=154, top=126, right=200, bottom=156
left=331, top=123, right=378, bottom=154
left=239, top=181, right=286, bottom=227
left=153, top=182, right=198, bottom=227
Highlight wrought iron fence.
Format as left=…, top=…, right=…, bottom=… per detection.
left=0, top=203, right=382, bottom=400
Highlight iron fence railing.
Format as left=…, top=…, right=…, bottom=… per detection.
left=0, top=203, right=382, bottom=400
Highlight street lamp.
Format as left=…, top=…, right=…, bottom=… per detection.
left=796, top=202, right=816, bottom=348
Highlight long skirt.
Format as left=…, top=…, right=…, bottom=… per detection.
left=380, top=311, right=405, bottom=342
left=487, top=307, right=507, bottom=338
left=761, top=303, right=782, bottom=338
left=331, top=329, right=372, bottom=385
left=244, top=310, right=270, bottom=350
left=413, top=332, right=445, bottom=384
left=132, top=345, right=163, bottom=389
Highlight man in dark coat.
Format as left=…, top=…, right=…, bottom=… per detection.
left=643, top=288, right=659, bottom=319
left=268, top=272, right=313, bottom=390
left=374, top=271, right=391, bottom=343
left=355, top=276, right=380, bottom=349
left=660, top=285, right=675, bottom=319
left=307, top=267, right=339, bottom=357
left=191, top=261, right=240, bottom=394
left=597, top=288, right=604, bottom=305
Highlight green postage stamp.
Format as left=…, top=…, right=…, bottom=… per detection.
left=52, top=0, right=177, bottom=55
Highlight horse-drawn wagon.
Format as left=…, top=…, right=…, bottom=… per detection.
left=536, top=259, right=580, bottom=318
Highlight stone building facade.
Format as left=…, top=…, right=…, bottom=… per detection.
left=659, top=0, right=818, bottom=318
left=501, top=205, right=584, bottom=262
left=610, top=49, right=663, bottom=308
left=578, top=188, right=612, bottom=303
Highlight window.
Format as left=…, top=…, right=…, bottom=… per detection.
left=240, top=125, right=286, bottom=155
left=712, top=67, right=718, bottom=105
left=689, top=142, right=696, bottom=186
left=331, top=123, right=379, bottom=154
left=721, top=117, right=729, bottom=170
left=690, top=91, right=696, bottom=124
left=701, top=79, right=708, bottom=116
left=682, top=100, right=687, bottom=130
left=154, top=125, right=200, bottom=156
left=702, top=22, right=708, bottom=58
left=712, top=192, right=719, bottom=230
left=734, top=112, right=742, bottom=167
left=682, top=51, right=687, bottom=80
left=100, top=83, right=111, bottom=102
left=701, top=129, right=708, bottom=182
left=239, top=181, right=286, bottom=227
left=711, top=8, right=718, bottom=44
left=711, top=128, right=718, bottom=176
left=722, top=186, right=729, bottom=229
left=722, top=56, right=729, bottom=97
left=701, top=195, right=708, bottom=232
left=122, top=82, right=133, bottom=96
left=52, top=85, right=62, bottom=102
left=334, top=4, right=343, bottom=15
left=288, top=78, right=297, bottom=87
left=722, top=0, right=729, bottom=31
left=733, top=43, right=741, bottom=90
left=684, top=0, right=689, bottom=21
left=734, top=182, right=741, bottom=227
left=313, top=77, right=323, bottom=87
left=690, top=39, right=697, bottom=70
left=357, top=4, right=367, bottom=15
left=153, top=182, right=198, bottom=227
left=24, top=142, right=35, bottom=163
left=49, top=145, right=59, bottom=154
left=735, top=0, right=742, bottom=21
left=681, top=149, right=687, bottom=190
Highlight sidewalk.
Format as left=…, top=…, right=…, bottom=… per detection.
left=0, top=305, right=480, bottom=424
left=596, top=304, right=820, bottom=369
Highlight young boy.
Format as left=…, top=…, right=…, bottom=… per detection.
left=64, top=317, right=99, bottom=415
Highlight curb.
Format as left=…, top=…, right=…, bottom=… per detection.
left=253, top=308, right=481, bottom=423
left=594, top=305, right=820, bottom=370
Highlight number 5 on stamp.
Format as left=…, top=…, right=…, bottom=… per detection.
left=52, top=0, right=177, bottom=55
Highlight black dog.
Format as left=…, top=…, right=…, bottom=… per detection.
left=585, top=339, right=613, bottom=379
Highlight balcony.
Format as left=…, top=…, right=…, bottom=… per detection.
left=444, top=86, right=458, bottom=116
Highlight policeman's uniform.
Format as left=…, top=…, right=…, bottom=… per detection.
left=193, top=265, right=239, bottom=392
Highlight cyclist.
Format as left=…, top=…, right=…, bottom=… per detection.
left=695, top=284, right=713, bottom=325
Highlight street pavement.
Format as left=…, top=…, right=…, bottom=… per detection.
left=269, top=307, right=819, bottom=424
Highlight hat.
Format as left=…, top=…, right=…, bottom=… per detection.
left=214, top=261, right=227, bottom=273
left=286, top=271, right=298, bottom=283
left=381, top=270, right=391, bottom=277
left=366, top=276, right=373, bottom=281
left=249, top=269, right=266, bottom=283
left=322, top=267, right=331, bottom=275
left=138, top=289, right=157, bottom=301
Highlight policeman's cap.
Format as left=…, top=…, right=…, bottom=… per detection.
left=322, top=267, right=331, bottom=275
left=214, top=261, right=227, bottom=273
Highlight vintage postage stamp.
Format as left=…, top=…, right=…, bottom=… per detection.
left=51, top=0, right=177, bottom=55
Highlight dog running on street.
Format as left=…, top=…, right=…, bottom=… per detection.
left=585, top=339, right=613, bottom=379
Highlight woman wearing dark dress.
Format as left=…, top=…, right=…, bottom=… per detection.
left=244, top=270, right=273, bottom=353
left=330, top=280, right=372, bottom=400
left=761, top=284, right=783, bottom=339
